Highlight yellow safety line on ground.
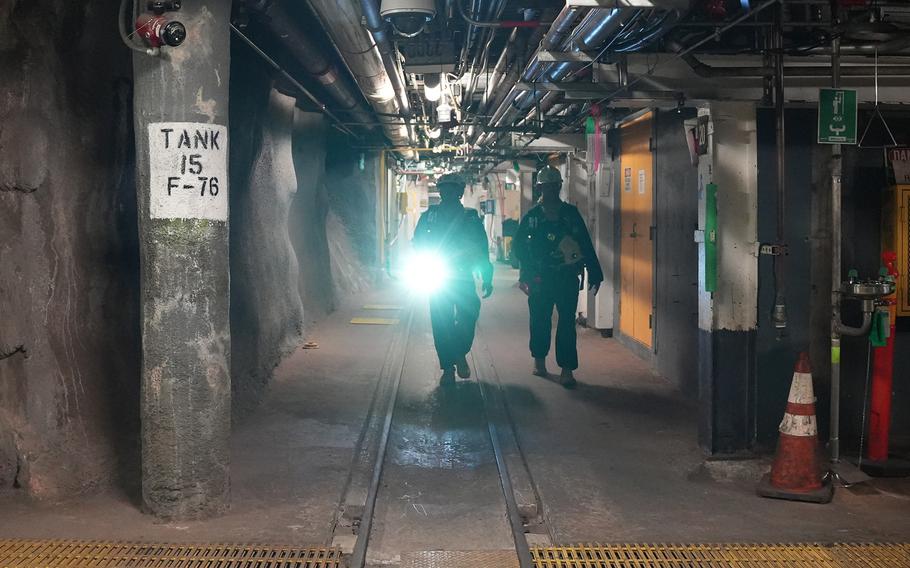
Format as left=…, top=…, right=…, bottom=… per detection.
left=531, top=543, right=910, bottom=567
left=0, top=540, right=342, bottom=568
left=350, top=317, right=400, bottom=325
left=362, top=304, right=402, bottom=310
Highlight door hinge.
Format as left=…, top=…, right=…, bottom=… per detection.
left=649, top=137, right=655, bottom=152
left=649, top=314, right=653, bottom=329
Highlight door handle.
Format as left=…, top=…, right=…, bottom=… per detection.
left=629, top=222, right=638, bottom=238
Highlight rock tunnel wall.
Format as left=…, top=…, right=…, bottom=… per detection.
left=0, top=7, right=380, bottom=497
left=229, top=39, right=380, bottom=419
left=0, top=0, right=139, bottom=497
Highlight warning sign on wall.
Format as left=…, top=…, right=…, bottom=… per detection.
left=887, top=147, right=910, bottom=184
left=148, top=122, right=228, bottom=221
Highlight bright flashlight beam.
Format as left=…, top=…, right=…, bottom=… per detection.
left=403, top=250, right=449, bottom=295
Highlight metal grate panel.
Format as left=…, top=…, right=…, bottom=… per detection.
left=531, top=543, right=910, bottom=567
left=400, top=550, right=520, bottom=568
left=0, top=540, right=342, bottom=568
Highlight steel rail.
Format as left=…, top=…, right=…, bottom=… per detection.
left=477, top=379, right=535, bottom=568
left=348, top=308, right=414, bottom=568
left=472, top=324, right=556, bottom=559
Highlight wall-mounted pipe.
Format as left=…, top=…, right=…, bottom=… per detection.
left=304, top=0, right=411, bottom=151
left=253, top=2, right=375, bottom=129
left=771, top=4, right=788, bottom=332
left=231, top=24, right=359, bottom=137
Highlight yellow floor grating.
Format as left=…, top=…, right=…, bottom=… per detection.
left=0, top=540, right=342, bottom=568
left=531, top=543, right=910, bottom=567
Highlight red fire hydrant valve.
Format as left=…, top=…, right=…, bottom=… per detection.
left=135, top=13, right=187, bottom=48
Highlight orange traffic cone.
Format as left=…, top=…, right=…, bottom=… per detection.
left=757, top=352, right=833, bottom=503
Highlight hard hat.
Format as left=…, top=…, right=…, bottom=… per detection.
left=436, top=172, right=466, bottom=188
left=536, top=166, right=562, bottom=185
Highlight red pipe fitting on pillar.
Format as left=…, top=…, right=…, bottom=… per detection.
left=135, top=12, right=187, bottom=48
left=867, top=251, right=898, bottom=464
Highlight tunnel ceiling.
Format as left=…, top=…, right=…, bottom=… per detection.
left=236, top=0, right=910, bottom=173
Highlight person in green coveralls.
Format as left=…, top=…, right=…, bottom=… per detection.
left=513, top=166, right=603, bottom=388
left=412, top=173, right=494, bottom=385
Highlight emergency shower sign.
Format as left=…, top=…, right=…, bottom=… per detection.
left=817, top=88, right=857, bottom=145
left=148, top=122, right=228, bottom=221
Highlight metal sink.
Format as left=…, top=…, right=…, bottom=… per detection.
left=842, top=280, right=895, bottom=299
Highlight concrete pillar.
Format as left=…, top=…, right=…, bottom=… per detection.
left=695, top=102, right=760, bottom=455
left=132, top=0, right=232, bottom=518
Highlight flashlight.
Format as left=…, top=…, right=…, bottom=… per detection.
left=402, top=250, right=450, bottom=295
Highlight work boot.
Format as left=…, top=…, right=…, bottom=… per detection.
left=533, top=358, right=548, bottom=377
left=559, top=368, right=577, bottom=389
left=440, top=367, right=456, bottom=386
left=456, top=356, right=471, bottom=379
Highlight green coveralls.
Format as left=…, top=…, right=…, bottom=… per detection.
left=513, top=201, right=603, bottom=371
left=413, top=203, right=494, bottom=370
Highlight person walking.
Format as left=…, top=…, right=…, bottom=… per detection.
left=513, top=166, right=602, bottom=388
left=412, top=173, right=494, bottom=384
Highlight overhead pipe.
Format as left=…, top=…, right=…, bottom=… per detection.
left=475, top=5, right=585, bottom=146
left=358, top=0, right=414, bottom=128
left=484, top=8, right=638, bottom=140
left=462, top=0, right=512, bottom=111
left=304, top=0, right=411, bottom=152
left=357, top=0, right=417, bottom=146
left=520, top=10, right=678, bottom=129
left=456, top=0, right=551, bottom=27
left=808, top=35, right=910, bottom=55
left=677, top=52, right=910, bottom=77
left=485, top=28, right=520, bottom=107
left=252, top=2, right=375, bottom=129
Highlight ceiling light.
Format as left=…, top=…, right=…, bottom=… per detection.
left=424, top=83, right=441, bottom=102
left=423, top=73, right=442, bottom=102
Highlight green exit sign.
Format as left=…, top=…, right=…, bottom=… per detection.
left=818, top=88, right=857, bottom=144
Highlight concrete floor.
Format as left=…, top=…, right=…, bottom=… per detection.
left=1, top=266, right=909, bottom=559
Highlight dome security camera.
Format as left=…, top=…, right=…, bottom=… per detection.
left=380, top=0, right=436, bottom=37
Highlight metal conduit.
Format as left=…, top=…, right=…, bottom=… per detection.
left=304, top=0, right=411, bottom=151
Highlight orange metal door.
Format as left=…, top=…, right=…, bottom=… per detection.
left=619, top=113, right=654, bottom=348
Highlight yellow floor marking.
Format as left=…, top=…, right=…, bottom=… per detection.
left=350, top=317, right=399, bottom=325
left=362, top=304, right=402, bottom=310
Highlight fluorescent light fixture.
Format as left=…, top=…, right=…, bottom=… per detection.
left=424, top=82, right=441, bottom=102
